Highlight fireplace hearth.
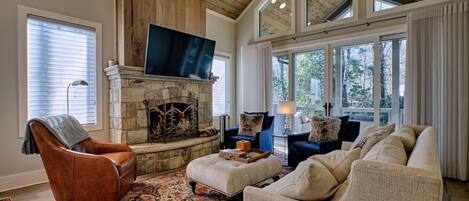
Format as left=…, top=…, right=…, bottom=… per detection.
left=144, top=97, right=198, bottom=143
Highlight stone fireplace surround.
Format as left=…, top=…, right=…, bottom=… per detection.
left=105, top=65, right=220, bottom=175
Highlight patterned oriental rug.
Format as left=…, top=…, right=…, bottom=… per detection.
left=121, top=167, right=291, bottom=201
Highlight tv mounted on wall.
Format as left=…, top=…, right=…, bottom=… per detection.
left=144, top=24, right=216, bottom=80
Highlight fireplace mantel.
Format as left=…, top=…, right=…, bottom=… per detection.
left=104, top=65, right=218, bottom=84
left=105, top=65, right=217, bottom=145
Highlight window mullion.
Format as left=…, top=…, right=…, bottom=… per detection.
left=391, top=39, right=401, bottom=127
left=373, top=39, right=381, bottom=126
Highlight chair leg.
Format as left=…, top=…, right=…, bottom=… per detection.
left=189, top=181, right=197, bottom=194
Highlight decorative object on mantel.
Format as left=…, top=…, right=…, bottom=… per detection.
left=277, top=100, right=296, bottom=135
left=66, top=80, right=88, bottom=115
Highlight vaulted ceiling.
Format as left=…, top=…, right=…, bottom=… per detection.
left=206, top=0, right=253, bottom=20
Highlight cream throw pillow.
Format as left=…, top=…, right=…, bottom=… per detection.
left=263, top=159, right=339, bottom=200
left=358, top=135, right=380, bottom=158
left=363, top=135, right=407, bottom=165
left=391, top=127, right=416, bottom=153
left=351, top=123, right=395, bottom=150
left=310, top=148, right=361, bottom=183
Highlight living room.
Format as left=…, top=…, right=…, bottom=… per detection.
left=0, top=0, right=468, bottom=200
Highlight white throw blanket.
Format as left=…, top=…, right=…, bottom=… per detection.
left=21, top=114, right=90, bottom=154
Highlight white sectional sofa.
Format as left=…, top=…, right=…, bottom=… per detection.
left=244, top=125, right=443, bottom=201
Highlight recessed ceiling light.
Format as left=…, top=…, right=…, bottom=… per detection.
left=271, top=0, right=277, bottom=4
left=279, top=2, right=286, bottom=9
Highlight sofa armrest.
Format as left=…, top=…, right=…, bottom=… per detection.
left=243, top=186, right=296, bottom=201
left=341, top=141, right=353, bottom=150
left=287, top=132, right=309, bottom=143
left=345, top=160, right=443, bottom=201
left=90, top=138, right=133, bottom=154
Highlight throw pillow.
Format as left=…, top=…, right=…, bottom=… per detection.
left=310, top=148, right=361, bottom=183
left=198, top=127, right=219, bottom=137
left=263, top=159, right=339, bottom=200
left=391, top=127, right=416, bottom=154
left=308, top=116, right=341, bottom=143
left=351, top=123, right=396, bottom=150
left=239, top=113, right=264, bottom=136
left=244, top=111, right=268, bottom=130
left=358, top=135, right=380, bottom=158
left=363, top=135, right=408, bottom=165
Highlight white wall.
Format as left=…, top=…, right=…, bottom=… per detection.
left=0, top=0, right=115, bottom=191
left=206, top=10, right=237, bottom=127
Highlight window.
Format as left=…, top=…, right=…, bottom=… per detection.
left=256, top=0, right=295, bottom=40
left=306, top=0, right=354, bottom=26
left=18, top=6, right=102, bottom=134
left=294, top=50, right=325, bottom=118
left=374, top=0, right=399, bottom=12
left=379, top=37, right=406, bottom=126
left=212, top=55, right=230, bottom=117
left=272, top=54, right=289, bottom=113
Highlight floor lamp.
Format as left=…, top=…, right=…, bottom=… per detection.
left=67, top=80, right=89, bottom=115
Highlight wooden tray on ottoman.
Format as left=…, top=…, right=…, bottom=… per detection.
left=219, top=149, right=270, bottom=163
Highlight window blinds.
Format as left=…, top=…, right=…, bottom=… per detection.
left=212, top=57, right=228, bottom=116
left=27, top=16, right=97, bottom=125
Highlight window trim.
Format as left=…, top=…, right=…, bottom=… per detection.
left=212, top=51, right=232, bottom=118
left=255, top=0, right=296, bottom=41
left=17, top=5, right=103, bottom=137
left=299, top=0, right=359, bottom=34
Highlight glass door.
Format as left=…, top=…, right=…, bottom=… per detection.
left=333, top=43, right=376, bottom=129
left=293, top=49, right=326, bottom=132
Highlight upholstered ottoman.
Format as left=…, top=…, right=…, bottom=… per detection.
left=186, top=153, right=282, bottom=198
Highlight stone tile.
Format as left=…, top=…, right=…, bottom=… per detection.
left=121, top=88, right=145, bottom=102
left=121, top=118, right=136, bottom=129
left=126, top=129, right=147, bottom=144
left=136, top=110, right=147, bottom=128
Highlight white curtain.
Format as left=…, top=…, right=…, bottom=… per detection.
left=405, top=0, right=469, bottom=180
left=240, top=42, right=273, bottom=114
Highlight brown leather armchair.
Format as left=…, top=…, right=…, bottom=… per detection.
left=29, top=121, right=136, bottom=201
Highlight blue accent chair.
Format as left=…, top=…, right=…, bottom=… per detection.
left=224, top=116, right=275, bottom=153
left=287, top=120, right=360, bottom=168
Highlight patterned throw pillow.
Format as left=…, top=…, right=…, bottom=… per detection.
left=198, top=127, right=219, bottom=137
left=308, top=116, right=341, bottom=143
left=239, top=113, right=264, bottom=136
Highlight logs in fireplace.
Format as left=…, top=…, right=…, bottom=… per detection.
left=144, top=97, right=198, bottom=143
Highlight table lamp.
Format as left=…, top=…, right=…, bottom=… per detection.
left=278, top=101, right=296, bottom=135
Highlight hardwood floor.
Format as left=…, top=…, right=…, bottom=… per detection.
left=0, top=178, right=467, bottom=201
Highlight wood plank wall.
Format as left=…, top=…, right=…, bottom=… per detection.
left=117, top=0, right=206, bottom=67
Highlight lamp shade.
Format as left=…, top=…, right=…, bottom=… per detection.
left=278, top=101, right=296, bottom=115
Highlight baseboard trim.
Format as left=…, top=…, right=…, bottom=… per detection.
left=0, top=169, right=48, bottom=192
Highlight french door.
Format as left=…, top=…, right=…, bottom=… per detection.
left=281, top=34, right=406, bottom=132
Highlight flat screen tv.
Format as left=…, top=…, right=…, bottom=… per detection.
left=144, top=24, right=216, bottom=80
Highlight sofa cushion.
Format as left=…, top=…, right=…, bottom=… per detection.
left=239, top=113, right=264, bottom=136
left=308, top=116, right=341, bottom=143
left=329, top=179, right=349, bottom=201
left=391, top=127, right=416, bottom=154
left=290, top=141, right=320, bottom=154
left=351, top=123, right=395, bottom=150
left=230, top=135, right=257, bottom=142
left=363, top=135, right=407, bottom=165
left=310, top=148, right=361, bottom=183
left=264, top=159, right=339, bottom=200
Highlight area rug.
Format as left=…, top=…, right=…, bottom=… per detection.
left=121, top=167, right=291, bottom=201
